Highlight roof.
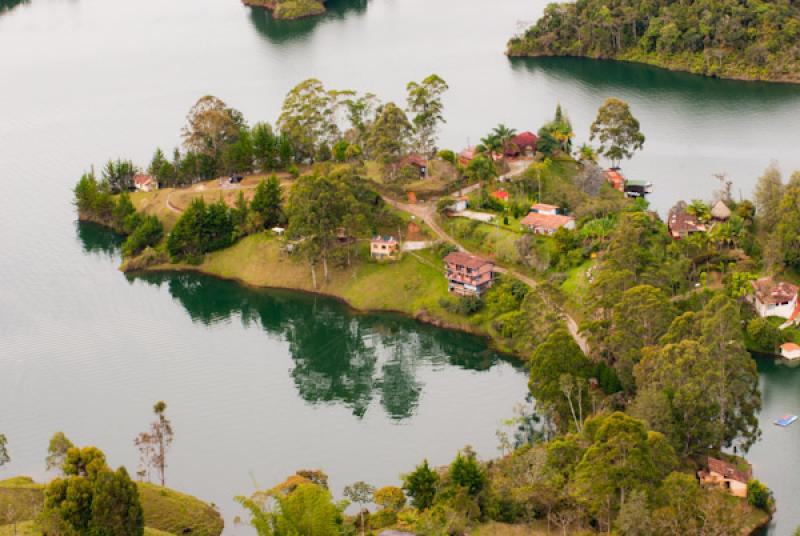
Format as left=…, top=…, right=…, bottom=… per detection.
left=400, top=154, right=427, bottom=168
left=491, top=190, right=509, bottom=200
left=750, top=277, right=799, bottom=305
left=512, top=131, right=538, bottom=147
left=444, top=251, right=494, bottom=270
left=133, top=174, right=156, bottom=185
left=372, top=235, right=398, bottom=244
left=707, top=457, right=751, bottom=484
left=604, top=169, right=625, bottom=191
left=520, top=212, right=574, bottom=231
left=668, top=201, right=706, bottom=236
left=711, top=200, right=732, bottom=220
left=459, top=147, right=476, bottom=160
left=781, top=343, right=800, bottom=352
left=531, top=203, right=559, bottom=212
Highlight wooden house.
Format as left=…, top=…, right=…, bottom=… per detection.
left=444, top=252, right=495, bottom=297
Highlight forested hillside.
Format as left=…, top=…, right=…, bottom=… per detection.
left=508, top=0, right=800, bottom=83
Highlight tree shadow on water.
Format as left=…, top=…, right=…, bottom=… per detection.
left=247, top=0, right=369, bottom=45
left=126, top=270, right=519, bottom=421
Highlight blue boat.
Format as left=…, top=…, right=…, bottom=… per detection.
left=775, top=415, right=798, bottom=427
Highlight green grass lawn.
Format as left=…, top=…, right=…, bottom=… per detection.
left=137, top=482, right=223, bottom=536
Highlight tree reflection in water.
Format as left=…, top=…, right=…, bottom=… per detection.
left=124, top=269, right=517, bottom=421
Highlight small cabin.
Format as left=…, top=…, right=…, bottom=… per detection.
left=698, top=457, right=751, bottom=498
left=530, top=203, right=559, bottom=216
left=133, top=174, right=158, bottom=193
left=396, top=154, right=428, bottom=178
left=371, top=236, right=399, bottom=260
left=490, top=190, right=509, bottom=202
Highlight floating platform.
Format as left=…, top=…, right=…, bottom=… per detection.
left=775, top=414, right=798, bottom=427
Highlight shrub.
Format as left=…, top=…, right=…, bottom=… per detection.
left=747, top=479, right=774, bottom=512
left=123, top=216, right=164, bottom=257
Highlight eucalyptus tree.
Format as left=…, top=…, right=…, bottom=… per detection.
left=590, top=97, right=645, bottom=167
left=406, top=74, right=449, bottom=157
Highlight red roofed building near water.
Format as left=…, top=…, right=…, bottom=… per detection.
left=444, top=252, right=495, bottom=297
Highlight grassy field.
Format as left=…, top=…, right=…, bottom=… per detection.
left=146, top=234, right=495, bottom=335
left=138, top=482, right=223, bottom=536
left=0, top=477, right=222, bottom=536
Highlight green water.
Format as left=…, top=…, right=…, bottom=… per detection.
left=1, top=0, right=800, bottom=533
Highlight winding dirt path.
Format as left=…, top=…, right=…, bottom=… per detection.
left=385, top=195, right=590, bottom=354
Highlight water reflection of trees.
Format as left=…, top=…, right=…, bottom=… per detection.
left=247, top=0, right=369, bottom=45
left=508, top=56, right=800, bottom=105
left=75, top=221, right=124, bottom=259
left=0, top=0, right=29, bottom=15
left=125, top=271, right=514, bottom=420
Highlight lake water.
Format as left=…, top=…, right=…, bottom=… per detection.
left=1, top=0, right=799, bottom=533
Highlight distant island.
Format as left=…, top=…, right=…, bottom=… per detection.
left=507, top=0, right=800, bottom=83
left=242, top=0, right=326, bottom=20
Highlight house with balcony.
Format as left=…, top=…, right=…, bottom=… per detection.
left=444, top=252, right=495, bottom=297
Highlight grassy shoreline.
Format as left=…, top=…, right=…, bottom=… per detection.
left=125, top=233, right=521, bottom=355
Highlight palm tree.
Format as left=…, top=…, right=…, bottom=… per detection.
left=686, top=200, right=711, bottom=223
left=479, top=133, right=502, bottom=162
left=492, top=124, right=518, bottom=157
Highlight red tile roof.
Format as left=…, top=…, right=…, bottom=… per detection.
left=512, top=131, right=538, bottom=148
left=750, top=277, right=799, bottom=305
left=400, top=154, right=427, bottom=168
left=531, top=203, right=559, bottom=212
left=133, top=174, right=156, bottom=186
left=707, top=457, right=751, bottom=484
left=444, top=251, right=494, bottom=270
left=781, top=343, right=800, bottom=352
left=668, top=202, right=706, bottom=237
left=520, top=212, right=574, bottom=231
left=491, top=190, right=509, bottom=200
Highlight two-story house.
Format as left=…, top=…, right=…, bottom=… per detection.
left=444, top=252, right=495, bottom=297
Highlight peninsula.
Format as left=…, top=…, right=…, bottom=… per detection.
left=70, top=77, right=800, bottom=535
left=507, top=0, right=800, bottom=83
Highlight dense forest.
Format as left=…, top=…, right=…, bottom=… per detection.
left=508, top=0, right=800, bottom=83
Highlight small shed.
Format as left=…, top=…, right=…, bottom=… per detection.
left=490, top=190, right=509, bottom=201
left=781, top=343, right=800, bottom=360
left=698, top=457, right=751, bottom=498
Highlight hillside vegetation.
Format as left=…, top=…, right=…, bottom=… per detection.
left=508, top=0, right=800, bottom=83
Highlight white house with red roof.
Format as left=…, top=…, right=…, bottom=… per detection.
left=749, top=276, right=799, bottom=320
left=780, top=343, right=800, bottom=360
left=133, top=174, right=158, bottom=192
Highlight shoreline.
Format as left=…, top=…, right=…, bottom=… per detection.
left=506, top=50, right=800, bottom=86
left=128, top=260, right=520, bottom=359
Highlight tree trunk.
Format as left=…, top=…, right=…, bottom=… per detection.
left=310, top=262, right=317, bottom=289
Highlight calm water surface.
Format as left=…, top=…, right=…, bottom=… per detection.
left=1, top=0, right=799, bottom=533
